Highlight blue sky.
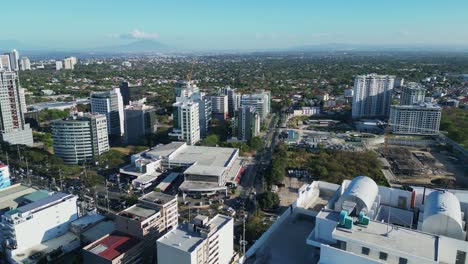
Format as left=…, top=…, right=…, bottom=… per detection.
left=3, top=0, right=468, bottom=50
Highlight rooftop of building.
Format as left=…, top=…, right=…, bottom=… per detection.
left=139, top=191, right=176, bottom=205
left=183, top=164, right=226, bottom=177
left=85, top=231, right=142, bottom=261
left=145, top=142, right=238, bottom=169
left=318, top=209, right=438, bottom=261
left=6, top=192, right=72, bottom=216
left=82, top=220, right=116, bottom=244
left=12, top=232, right=79, bottom=263
left=157, top=214, right=232, bottom=253
left=118, top=204, right=159, bottom=221
left=392, top=102, right=441, bottom=109
left=70, top=213, right=106, bottom=230
left=0, top=184, right=37, bottom=213
left=179, top=181, right=227, bottom=192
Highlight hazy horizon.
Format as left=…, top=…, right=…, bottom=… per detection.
left=2, top=0, right=468, bottom=51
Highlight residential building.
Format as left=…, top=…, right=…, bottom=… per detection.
left=169, top=100, right=200, bottom=145
left=82, top=231, right=144, bottom=264
left=114, top=192, right=178, bottom=263
left=124, top=101, right=157, bottom=145
left=289, top=106, right=321, bottom=118
left=120, top=81, right=144, bottom=105
left=395, top=77, right=405, bottom=87
left=1, top=191, right=80, bottom=263
left=400, top=82, right=426, bottom=105
left=389, top=103, right=442, bottom=135
left=0, top=55, right=11, bottom=71
left=352, top=74, right=395, bottom=118
left=120, top=142, right=243, bottom=194
left=344, top=88, right=354, bottom=98
left=441, top=99, right=460, bottom=108
left=157, top=214, right=234, bottom=264
left=55, top=60, right=63, bottom=70
left=242, top=176, right=468, bottom=264
left=63, top=57, right=76, bottom=70
left=19, top=57, right=30, bottom=71
left=0, top=163, right=11, bottom=190
left=90, top=88, right=125, bottom=136
left=191, top=92, right=212, bottom=137
left=0, top=70, right=33, bottom=146
left=211, top=94, right=228, bottom=120
left=6, top=49, right=19, bottom=71
left=234, top=106, right=260, bottom=141
left=51, top=113, right=109, bottom=164
left=240, top=91, right=271, bottom=121
left=221, top=86, right=240, bottom=118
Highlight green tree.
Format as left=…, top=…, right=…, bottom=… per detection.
left=201, top=134, right=219, bottom=147
left=257, top=191, right=280, bottom=210
left=248, top=136, right=263, bottom=151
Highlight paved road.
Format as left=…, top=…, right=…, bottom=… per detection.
left=238, top=113, right=283, bottom=200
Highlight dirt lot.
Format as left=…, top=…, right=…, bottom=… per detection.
left=277, top=177, right=309, bottom=207
left=385, top=146, right=468, bottom=188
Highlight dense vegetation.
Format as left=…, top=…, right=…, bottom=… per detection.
left=440, top=108, right=468, bottom=148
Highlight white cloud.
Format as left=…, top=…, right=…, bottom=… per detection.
left=110, top=29, right=159, bottom=40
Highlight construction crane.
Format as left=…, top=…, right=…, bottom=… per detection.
left=186, top=62, right=195, bottom=82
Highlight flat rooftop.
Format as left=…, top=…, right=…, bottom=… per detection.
left=158, top=214, right=232, bottom=253
left=139, top=191, right=176, bottom=205
left=0, top=184, right=37, bottom=213
left=119, top=204, right=158, bottom=220
left=183, top=165, right=226, bottom=177
left=86, top=231, right=142, bottom=261
left=325, top=210, right=438, bottom=261
left=146, top=142, right=185, bottom=158
left=82, top=220, right=116, bottom=244
left=169, top=145, right=238, bottom=168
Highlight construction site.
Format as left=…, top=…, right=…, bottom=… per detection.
left=380, top=146, right=467, bottom=188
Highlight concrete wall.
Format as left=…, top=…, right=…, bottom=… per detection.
left=156, top=240, right=192, bottom=264
left=438, top=236, right=468, bottom=264
left=319, top=244, right=382, bottom=264
left=218, top=218, right=234, bottom=264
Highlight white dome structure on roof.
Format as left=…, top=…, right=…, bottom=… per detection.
left=422, top=191, right=465, bottom=240
left=335, top=176, right=378, bottom=215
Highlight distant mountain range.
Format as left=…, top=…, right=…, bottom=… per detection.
left=86, top=40, right=171, bottom=53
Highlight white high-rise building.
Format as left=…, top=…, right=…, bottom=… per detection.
left=157, top=214, right=234, bottom=264
left=6, top=50, right=19, bottom=71
left=19, top=57, right=30, bottom=71
left=389, top=103, right=441, bottom=135
left=0, top=55, right=11, bottom=71
left=51, top=113, right=109, bottom=164
left=211, top=94, right=228, bottom=120
left=55, top=60, right=63, bottom=70
left=352, top=74, right=395, bottom=118
left=234, top=106, right=260, bottom=141
left=221, top=86, right=240, bottom=118
left=169, top=100, right=200, bottom=145
left=400, top=82, right=426, bottom=105
left=63, top=57, right=76, bottom=70
left=90, top=88, right=125, bottom=136
left=190, top=92, right=212, bottom=138
left=0, top=71, right=33, bottom=146
left=240, top=91, right=271, bottom=121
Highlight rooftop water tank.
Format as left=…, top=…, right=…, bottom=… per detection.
left=422, top=191, right=465, bottom=240
left=336, top=176, right=378, bottom=215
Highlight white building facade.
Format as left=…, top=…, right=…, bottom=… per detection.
left=51, top=114, right=109, bottom=164
left=170, top=100, right=200, bottom=145
left=400, top=82, right=426, bottom=105
left=90, top=88, right=125, bottom=136
left=389, top=103, right=441, bottom=135
left=352, top=74, right=395, bottom=118
left=157, top=214, right=234, bottom=264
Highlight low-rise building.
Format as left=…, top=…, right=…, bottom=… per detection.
left=157, top=214, right=234, bottom=264
left=82, top=231, right=144, bottom=264
left=0, top=190, right=80, bottom=263
left=0, top=163, right=11, bottom=190
left=114, top=192, right=178, bottom=263
left=120, top=142, right=242, bottom=194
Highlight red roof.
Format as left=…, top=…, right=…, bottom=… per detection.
left=92, top=231, right=141, bottom=260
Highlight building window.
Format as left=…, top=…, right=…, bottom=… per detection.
left=361, top=247, right=370, bottom=255
left=379, top=252, right=388, bottom=261
left=399, top=257, right=408, bottom=264
left=337, top=240, right=346, bottom=250
left=456, top=251, right=467, bottom=264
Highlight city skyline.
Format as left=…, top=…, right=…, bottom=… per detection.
left=2, top=0, right=468, bottom=51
